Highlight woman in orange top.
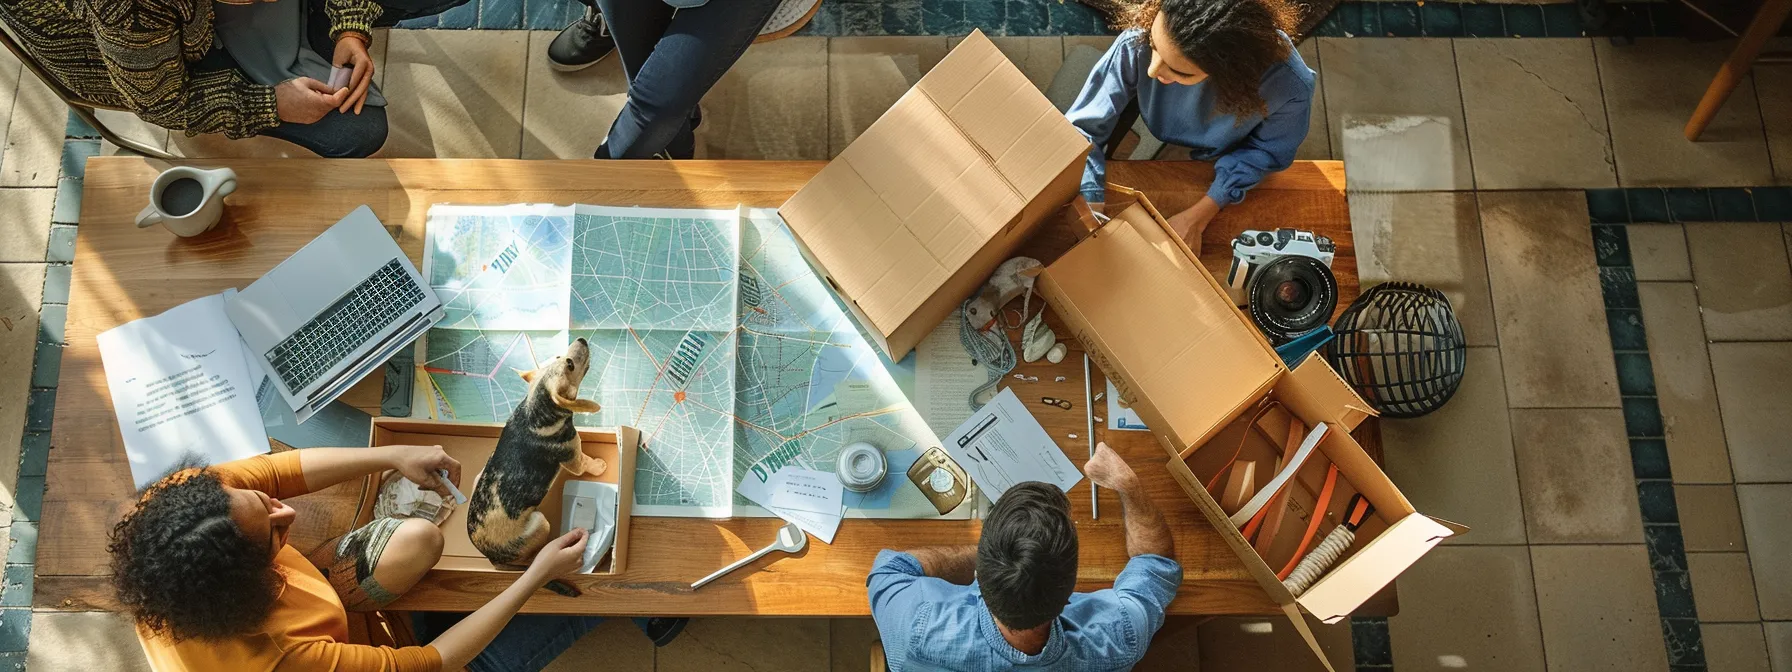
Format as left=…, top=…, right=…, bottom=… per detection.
left=109, top=446, right=681, bottom=671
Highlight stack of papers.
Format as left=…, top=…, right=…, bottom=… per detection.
left=737, top=466, right=845, bottom=543
left=98, top=294, right=272, bottom=488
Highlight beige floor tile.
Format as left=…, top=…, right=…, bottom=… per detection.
left=380, top=30, right=528, bottom=158
left=1758, top=63, right=1792, bottom=184
left=964, top=36, right=1063, bottom=92
left=1630, top=224, right=1693, bottom=282
left=1389, top=545, right=1547, bottom=672
left=521, top=31, right=628, bottom=159
left=828, top=37, right=952, bottom=157
left=1350, top=192, right=1497, bottom=346
left=1597, top=38, right=1773, bottom=186
left=1135, top=615, right=1201, bottom=672
left=1295, top=40, right=1330, bottom=161
left=1690, top=552, right=1763, bottom=622
left=829, top=618, right=880, bottom=672
left=1688, top=223, right=1792, bottom=341
left=1639, top=282, right=1733, bottom=484
left=0, top=263, right=44, bottom=504
left=167, top=132, right=319, bottom=159
left=1704, top=622, right=1771, bottom=672
left=0, top=48, right=23, bottom=167
left=0, top=188, right=54, bottom=262
left=542, top=617, right=654, bottom=672
left=1383, top=348, right=1527, bottom=544
left=695, top=37, right=827, bottom=160
left=1737, top=484, right=1792, bottom=620
left=1680, top=484, right=1749, bottom=552
left=25, top=611, right=150, bottom=672
left=1511, top=408, right=1644, bottom=544
left=1455, top=38, right=1615, bottom=189
left=1319, top=38, right=1471, bottom=191
left=1766, top=621, right=1792, bottom=672
left=1710, top=343, right=1792, bottom=483
left=1197, top=615, right=1351, bottom=671
left=1479, top=191, right=1620, bottom=408
left=2, top=74, right=68, bottom=187
left=1530, top=545, right=1669, bottom=671
left=657, top=617, right=828, bottom=672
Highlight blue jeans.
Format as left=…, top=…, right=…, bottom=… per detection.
left=411, top=612, right=654, bottom=672
left=588, top=0, right=783, bottom=159
left=190, top=0, right=468, bottom=157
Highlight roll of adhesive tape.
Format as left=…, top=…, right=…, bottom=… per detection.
left=837, top=442, right=888, bottom=493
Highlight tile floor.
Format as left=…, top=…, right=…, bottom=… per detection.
left=0, top=17, right=1788, bottom=672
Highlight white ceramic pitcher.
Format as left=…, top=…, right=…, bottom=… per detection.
left=135, top=167, right=237, bottom=237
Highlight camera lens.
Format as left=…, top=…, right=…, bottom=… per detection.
left=1246, top=256, right=1338, bottom=345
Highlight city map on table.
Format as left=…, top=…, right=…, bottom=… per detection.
left=418, top=204, right=965, bottom=519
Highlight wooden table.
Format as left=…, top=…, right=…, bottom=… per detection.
left=42, top=158, right=1385, bottom=617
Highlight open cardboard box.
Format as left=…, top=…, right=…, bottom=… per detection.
left=1035, top=188, right=1466, bottom=670
left=779, top=29, right=1089, bottom=358
left=359, top=418, right=639, bottom=575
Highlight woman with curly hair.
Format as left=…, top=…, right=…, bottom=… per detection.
left=111, top=446, right=685, bottom=671
left=1068, top=0, right=1314, bottom=249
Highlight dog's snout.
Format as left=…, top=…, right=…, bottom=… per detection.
left=575, top=337, right=588, bottom=346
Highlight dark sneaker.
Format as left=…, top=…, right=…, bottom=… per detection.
left=547, top=6, right=614, bottom=72
left=643, top=617, right=688, bottom=647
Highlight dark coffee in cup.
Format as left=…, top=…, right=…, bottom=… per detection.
left=159, top=177, right=204, bottom=216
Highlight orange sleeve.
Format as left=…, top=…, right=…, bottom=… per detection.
left=210, top=451, right=312, bottom=499
left=274, top=641, right=442, bottom=672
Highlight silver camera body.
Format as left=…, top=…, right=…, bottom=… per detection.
left=1225, top=228, right=1336, bottom=305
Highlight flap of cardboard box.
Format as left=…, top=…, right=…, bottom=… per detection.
left=1295, top=512, right=1456, bottom=623
left=1038, top=200, right=1283, bottom=453
left=1279, top=353, right=1378, bottom=432
left=779, top=29, right=1087, bottom=355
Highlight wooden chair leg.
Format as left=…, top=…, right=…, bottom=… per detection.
left=70, top=104, right=173, bottom=160
left=1684, top=0, right=1792, bottom=141
left=869, top=640, right=886, bottom=672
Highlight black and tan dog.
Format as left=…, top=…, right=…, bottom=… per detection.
left=467, top=337, right=607, bottom=569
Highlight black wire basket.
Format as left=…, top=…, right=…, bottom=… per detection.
left=1325, top=282, right=1468, bottom=419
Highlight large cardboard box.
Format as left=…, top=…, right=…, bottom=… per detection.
left=779, top=30, right=1089, bottom=358
left=361, top=418, right=638, bottom=575
left=1036, top=190, right=1463, bottom=669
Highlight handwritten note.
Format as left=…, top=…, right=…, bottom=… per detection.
left=769, top=468, right=844, bottom=515
left=99, top=294, right=270, bottom=487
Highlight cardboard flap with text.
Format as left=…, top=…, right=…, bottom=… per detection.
left=779, top=30, right=1088, bottom=357
left=1037, top=200, right=1283, bottom=455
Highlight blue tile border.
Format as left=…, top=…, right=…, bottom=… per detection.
left=1587, top=189, right=1722, bottom=671
left=373, top=0, right=1701, bottom=37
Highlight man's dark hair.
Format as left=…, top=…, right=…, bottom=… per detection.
left=978, top=482, right=1079, bottom=630
left=108, top=461, right=281, bottom=641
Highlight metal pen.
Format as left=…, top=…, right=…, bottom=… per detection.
left=1083, top=354, right=1097, bottom=519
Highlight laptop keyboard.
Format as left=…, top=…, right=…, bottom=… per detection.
left=267, top=259, right=425, bottom=393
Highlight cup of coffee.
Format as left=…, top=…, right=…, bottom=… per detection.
left=135, top=166, right=237, bottom=237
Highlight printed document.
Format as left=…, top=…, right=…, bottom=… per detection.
left=941, top=388, right=1082, bottom=500
left=737, top=466, right=843, bottom=543
left=98, top=294, right=270, bottom=488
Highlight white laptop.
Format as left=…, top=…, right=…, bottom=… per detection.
left=225, top=206, right=443, bottom=423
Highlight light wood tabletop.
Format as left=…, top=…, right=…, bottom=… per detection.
left=41, top=157, right=1387, bottom=617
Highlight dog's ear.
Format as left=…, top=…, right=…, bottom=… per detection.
left=518, top=368, right=539, bottom=384
left=550, top=389, right=601, bottom=414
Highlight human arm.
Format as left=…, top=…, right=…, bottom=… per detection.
left=1166, top=196, right=1221, bottom=254
left=1083, top=443, right=1174, bottom=558
left=297, top=445, right=462, bottom=498
left=85, top=0, right=281, bottom=137
left=332, top=33, right=376, bottom=114
left=276, top=529, right=592, bottom=672
left=1206, top=84, right=1312, bottom=208
left=906, top=546, right=978, bottom=585
left=1064, top=32, right=1143, bottom=207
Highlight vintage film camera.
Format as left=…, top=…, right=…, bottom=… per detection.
left=1225, top=229, right=1339, bottom=345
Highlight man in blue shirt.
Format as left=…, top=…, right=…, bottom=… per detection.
left=867, top=443, right=1182, bottom=671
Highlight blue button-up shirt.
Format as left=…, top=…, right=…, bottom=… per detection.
left=867, top=550, right=1183, bottom=671
left=1066, top=29, right=1314, bottom=208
